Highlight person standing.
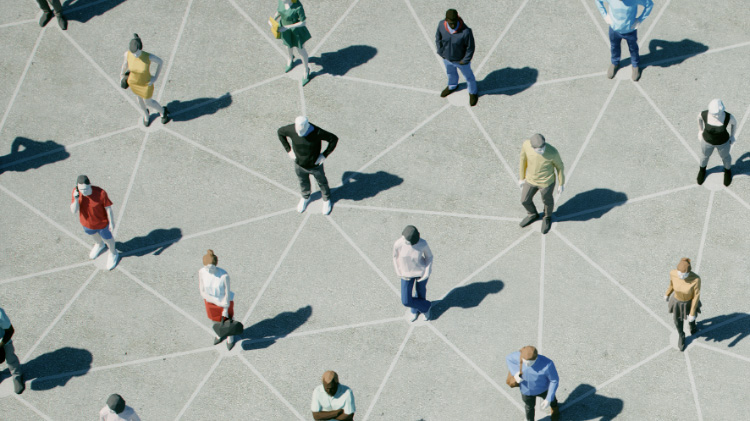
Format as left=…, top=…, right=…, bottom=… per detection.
left=595, top=0, right=654, bottom=81
left=506, top=346, right=560, bottom=421
left=393, top=225, right=433, bottom=322
left=278, top=116, right=338, bottom=215
left=697, top=99, right=737, bottom=186
left=119, top=34, right=170, bottom=127
left=70, top=175, right=119, bottom=270
left=435, top=9, right=478, bottom=106
left=36, top=0, right=67, bottom=30
left=274, top=0, right=313, bottom=86
left=519, top=134, right=565, bottom=235
left=311, top=371, right=355, bottom=421
left=665, top=258, right=701, bottom=351
left=0, top=306, right=25, bottom=394
left=99, top=394, right=141, bottom=421
left=199, top=250, right=237, bottom=350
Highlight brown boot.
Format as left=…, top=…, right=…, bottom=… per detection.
left=550, top=406, right=560, bottom=421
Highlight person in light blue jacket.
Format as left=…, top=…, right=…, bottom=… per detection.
left=506, top=346, right=560, bottom=421
left=595, top=0, right=654, bottom=81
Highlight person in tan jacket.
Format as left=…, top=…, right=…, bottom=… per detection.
left=665, top=258, right=701, bottom=351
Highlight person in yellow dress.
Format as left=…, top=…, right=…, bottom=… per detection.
left=119, top=34, right=170, bottom=126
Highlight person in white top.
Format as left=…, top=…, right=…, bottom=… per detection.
left=311, top=371, right=355, bottom=421
left=696, top=99, right=737, bottom=187
left=393, top=225, right=434, bottom=321
left=198, top=249, right=237, bottom=350
left=99, top=394, right=140, bottom=421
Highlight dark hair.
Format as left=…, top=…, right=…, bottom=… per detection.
left=129, top=34, right=143, bottom=53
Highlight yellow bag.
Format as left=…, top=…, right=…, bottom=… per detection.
left=269, top=17, right=281, bottom=39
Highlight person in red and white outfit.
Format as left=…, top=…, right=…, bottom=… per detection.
left=70, top=175, right=118, bottom=270
left=198, top=249, right=236, bottom=350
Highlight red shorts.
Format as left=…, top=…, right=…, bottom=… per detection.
left=204, top=300, right=234, bottom=322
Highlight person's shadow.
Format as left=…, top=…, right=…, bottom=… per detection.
left=707, top=151, right=750, bottom=177
left=560, top=384, right=624, bottom=420
left=555, top=189, right=628, bottom=222
left=166, top=93, right=232, bottom=122
left=0, top=137, right=70, bottom=175
left=477, top=66, right=538, bottom=96
left=63, top=0, right=129, bottom=23
left=309, top=45, right=377, bottom=77
left=429, top=280, right=504, bottom=320
left=117, top=228, right=182, bottom=257
left=693, top=313, right=750, bottom=347
left=241, top=305, right=312, bottom=351
left=620, top=38, right=709, bottom=69
left=4, top=347, right=93, bottom=391
left=334, top=171, right=404, bottom=202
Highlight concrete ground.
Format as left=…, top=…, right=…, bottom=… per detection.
left=1, top=0, right=749, bottom=419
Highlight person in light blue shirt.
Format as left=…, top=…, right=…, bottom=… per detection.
left=595, top=0, right=654, bottom=81
left=506, top=346, right=559, bottom=421
left=0, top=306, right=25, bottom=394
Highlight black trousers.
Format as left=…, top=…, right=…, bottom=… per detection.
left=37, top=0, right=63, bottom=14
left=521, top=390, right=558, bottom=421
left=676, top=317, right=698, bottom=348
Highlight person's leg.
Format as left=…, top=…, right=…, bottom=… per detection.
left=36, top=0, right=52, bottom=12
left=676, top=317, right=686, bottom=351
left=137, top=97, right=150, bottom=125
left=294, top=164, right=312, bottom=199
left=716, top=141, right=732, bottom=170
left=310, top=164, right=331, bottom=201
left=623, top=30, right=640, bottom=68
left=412, top=278, right=431, bottom=314
left=144, top=98, right=165, bottom=116
left=609, top=26, right=622, bottom=66
left=457, top=63, right=477, bottom=95
left=443, top=59, right=459, bottom=90
left=521, top=182, right=540, bottom=216
left=699, top=141, right=714, bottom=168
left=548, top=394, right=560, bottom=421
left=521, top=393, right=536, bottom=421
left=297, top=47, right=309, bottom=73
left=401, top=277, right=417, bottom=313
left=540, top=184, right=555, bottom=218
left=3, top=341, right=22, bottom=378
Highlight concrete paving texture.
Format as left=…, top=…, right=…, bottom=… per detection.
left=1, top=0, right=749, bottom=419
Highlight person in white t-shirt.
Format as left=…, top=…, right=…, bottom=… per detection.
left=99, top=394, right=140, bottom=421
left=311, top=371, right=355, bottom=420
left=198, top=249, right=237, bottom=350
left=393, top=225, right=434, bottom=321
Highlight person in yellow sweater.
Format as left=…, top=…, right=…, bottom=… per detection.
left=519, top=134, right=565, bottom=234
left=119, top=34, right=170, bottom=127
left=665, top=258, right=701, bottom=351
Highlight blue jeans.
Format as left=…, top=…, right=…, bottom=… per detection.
left=609, top=27, right=639, bottom=68
left=443, top=59, right=477, bottom=94
left=401, top=277, right=431, bottom=314
left=82, top=225, right=113, bottom=240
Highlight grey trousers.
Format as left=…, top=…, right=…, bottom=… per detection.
left=700, top=140, right=732, bottom=169
left=294, top=163, right=330, bottom=201
left=521, top=181, right=554, bottom=217
left=36, top=0, right=63, bottom=14
left=3, top=340, right=23, bottom=378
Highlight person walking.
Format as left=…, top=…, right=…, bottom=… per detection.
left=36, top=0, right=67, bottom=30
left=435, top=9, right=478, bottom=106
left=519, top=134, right=565, bottom=234
left=596, top=0, right=654, bottom=81
left=506, top=346, right=560, bottom=421
left=274, top=0, right=313, bottom=86
left=199, top=250, right=237, bottom=350
left=696, top=99, right=737, bottom=186
left=70, top=175, right=118, bottom=270
left=311, top=371, right=355, bottom=421
left=99, top=394, right=141, bottom=421
left=665, top=258, right=701, bottom=351
left=278, top=116, right=338, bottom=215
left=393, top=225, right=433, bottom=322
left=119, top=34, right=170, bottom=127
left=0, top=306, right=25, bottom=394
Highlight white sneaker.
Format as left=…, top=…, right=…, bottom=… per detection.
left=89, top=242, right=106, bottom=259
left=321, top=200, right=332, bottom=215
left=106, top=251, right=119, bottom=271
left=297, top=197, right=310, bottom=213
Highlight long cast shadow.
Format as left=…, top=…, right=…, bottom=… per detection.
left=620, top=38, right=708, bottom=69
left=555, top=189, right=628, bottom=222
left=309, top=45, right=377, bottom=77
left=477, top=66, right=538, bottom=96
left=241, top=305, right=312, bottom=351
left=429, top=280, right=504, bottom=320
left=561, top=384, right=624, bottom=420
left=694, top=313, right=750, bottom=347
left=707, top=151, right=750, bottom=177
left=64, top=0, right=129, bottom=23
left=9, top=347, right=93, bottom=391
left=0, top=137, right=70, bottom=175
left=167, top=93, right=233, bottom=122
left=334, top=171, right=404, bottom=202
left=117, top=227, right=182, bottom=257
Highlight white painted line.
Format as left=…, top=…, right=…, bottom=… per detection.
left=684, top=350, right=704, bottom=421
left=476, top=0, right=531, bottom=75
left=537, top=234, right=546, bottom=353
left=334, top=74, right=441, bottom=95
left=13, top=395, right=54, bottom=421
left=403, top=0, right=444, bottom=71
left=735, top=99, right=750, bottom=139
left=298, top=79, right=306, bottom=116
left=311, top=0, right=363, bottom=57
left=174, top=354, right=223, bottom=420
left=561, top=345, right=671, bottom=410
left=0, top=260, right=94, bottom=285
left=242, top=212, right=311, bottom=324
left=0, top=18, right=36, bottom=29
left=156, top=0, right=195, bottom=102
left=333, top=203, right=521, bottom=222
left=467, top=106, right=516, bottom=182
left=363, top=325, right=415, bottom=421
left=725, top=188, right=750, bottom=212
left=481, top=70, right=606, bottom=96
left=113, top=131, right=149, bottom=237
left=225, top=0, right=287, bottom=59
left=566, top=79, right=621, bottom=186
left=554, top=230, right=674, bottom=331
left=694, top=190, right=714, bottom=273
left=0, top=28, right=45, bottom=137
left=241, top=316, right=403, bottom=347
left=0, top=184, right=90, bottom=248
left=326, top=216, right=400, bottom=297
left=689, top=313, right=749, bottom=338
left=638, top=0, right=672, bottom=49
left=163, top=127, right=299, bottom=196
left=579, top=0, right=609, bottom=46
left=692, top=341, right=750, bottom=364
left=427, top=323, right=525, bottom=412
left=238, top=355, right=306, bottom=420
left=22, top=268, right=99, bottom=362
left=634, top=82, right=700, bottom=163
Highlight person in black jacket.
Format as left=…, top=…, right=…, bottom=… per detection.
left=435, top=9, right=478, bottom=106
left=278, top=116, right=338, bottom=215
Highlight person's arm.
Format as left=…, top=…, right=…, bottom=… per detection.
left=637, top=0, right=654, bottom=22
left=519, top=145, right=528, bottom=185
left=728, top=114, right=738, bottom=144
left=461, top=29, right=475, bottom=64
left=0, top=324, right=14, bottom=348
left=690, top=276, right=701, bottom=317
left=505, top=353, right=521, bottom=377
left=545, top=361, right=560, bottom=402
left=594, top=0, right=608, bottom=19
left=278, top=127, right=293, bottom=153
left=148, top=54, right=163, bottom=86
left=435, top=23, right=443, bottom=53
left=312, top=409, right=344, bottom=420
left=335, top=412, right=354, bottom=421
left=553, top=150, right=565, bottom=187
left=70, top=188, right=80, bottom=215
left=198, top=271, right=212, bottom=301
left=335, top=389, right=355, bottom=421
left=697, top=112, right=705, bottom=140
left=665, top=275, right=674, bottom=298
left=319, top=128, right=339, bottom=158
left=392, top=241, right=402, bottom=278
left=105, top=206, right=115, bottom=231
left=220, top=274, right=231, bottom=318
left=420, top=242, right=433, bottom=281
left=120, top=51, right=129, bottom=78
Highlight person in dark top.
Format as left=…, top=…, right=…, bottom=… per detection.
left=696, top=99, right=737, bottom=187
left=435, top=9, right=478, bottom=106
left=278, top=116, right=338, bottom=215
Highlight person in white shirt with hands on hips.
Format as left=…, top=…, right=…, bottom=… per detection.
left=596, top=0, right=654, bottom=81
left=393, top=225, right=434, bottom=322
left=311, top=370, right=355, bottom=421
left=198, top=249, right=237, bottom=350
left=506, top=346, right=560, bottom=421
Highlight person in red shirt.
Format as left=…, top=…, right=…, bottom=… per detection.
left=70, top=175, right=119, bottom=270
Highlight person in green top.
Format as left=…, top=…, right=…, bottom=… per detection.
left=274, top=0, right=312, bottom=85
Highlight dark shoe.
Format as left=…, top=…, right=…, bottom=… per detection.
left=689, top=321, right=698, bottom=335
left=14, top=375, right=25, bottom=394
left=423, top=306, right=432, bottom=321
left=161, top=106, right=170, bottom=124
left=227, top=339, right=236, bottom=350
left=440, top=86, right=457, bottom=97
left=410, top=312, right=419, bottom=322
left=39, top=11, right=54, bottom=27
left=631, top=66, right=641, bottom=81
left=607, top=63, right=619, bottom=79
left=469, top=93, right=478, bottom=107
left=520, top=213, right=540, bottom=228
left=550, top=407, right=560, bottom=421
left=696, top=166, right=707, bottom=185
left=284, top=59, right=294, bottom=73
left=724, top=168, right=732, bottom=186
left=57, top=14, right=67, bottom=30
left=677, top=333, right=685, bottom=351
left=541, top=217, right=552, bottom=234
left=213, top=336, right=225, bottom=345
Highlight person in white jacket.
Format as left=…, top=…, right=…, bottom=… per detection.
left=393, top=226, right=434, bottom=321
left=199, top=249, right=236, bottom=350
